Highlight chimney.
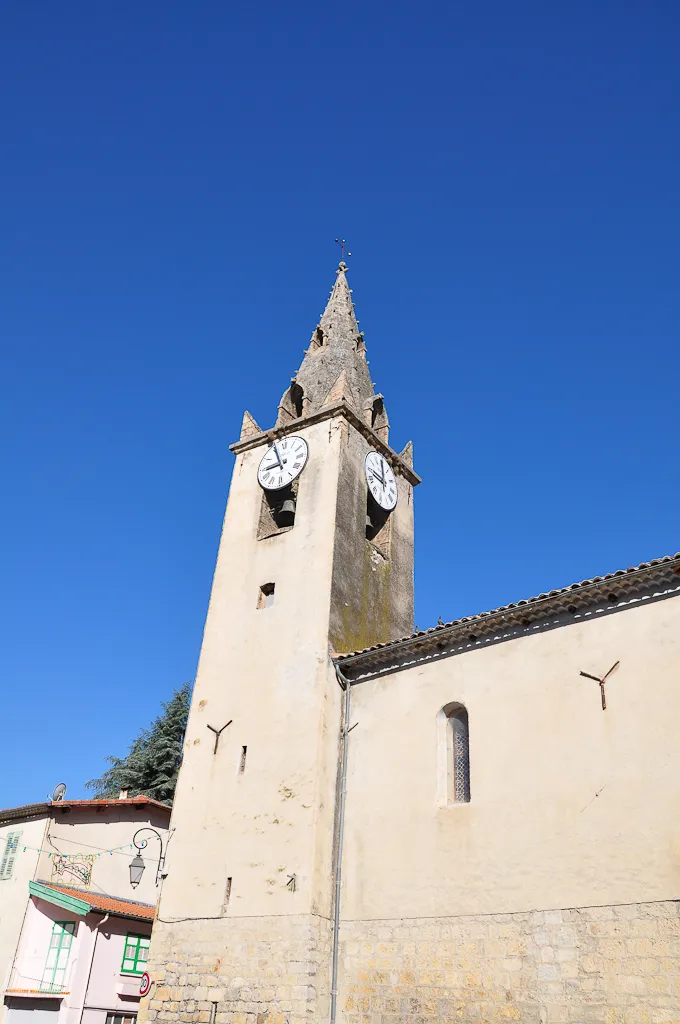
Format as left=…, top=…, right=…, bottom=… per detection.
left=119, top=790, right=129, bottom=800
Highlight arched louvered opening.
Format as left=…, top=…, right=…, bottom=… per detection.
left=277, top=381, right=305, bottom=425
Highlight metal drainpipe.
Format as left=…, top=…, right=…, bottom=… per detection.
left=330, top=664, right=352, bottom=1024
left=78, top=912, right=110, bottom=1024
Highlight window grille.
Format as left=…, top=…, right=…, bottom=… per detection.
left=450, top=709, right=471, bottom=803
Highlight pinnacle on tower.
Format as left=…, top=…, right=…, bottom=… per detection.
left=276, top=262, right=376, bottom=426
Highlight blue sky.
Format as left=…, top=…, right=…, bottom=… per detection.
left=1, top=1, right=678, bottom=807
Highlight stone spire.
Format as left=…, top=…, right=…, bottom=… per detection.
left=276, top=262, right=376, bottom=426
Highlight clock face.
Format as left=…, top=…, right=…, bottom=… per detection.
left=365, top=450, right=398, bottom=511
left=257, top=436, right=308, bottom=491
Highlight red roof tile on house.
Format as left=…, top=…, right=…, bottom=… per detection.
left=41, top=882, right=156, bottom=921
left=0, top=795, right=171, bottom=825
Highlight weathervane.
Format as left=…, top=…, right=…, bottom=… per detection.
left=335, top=238, right=351, bottom=265
left=580, top=661, right=619, bottom=710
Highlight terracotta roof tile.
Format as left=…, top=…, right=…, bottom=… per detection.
left=0, top=795, right=171, bottom=824
left=55, top=797, right=171, bottom=813
left=40, top=882, right=156, bottom=921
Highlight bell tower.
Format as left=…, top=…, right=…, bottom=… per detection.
left=139, top=261, right=419, bottom=1024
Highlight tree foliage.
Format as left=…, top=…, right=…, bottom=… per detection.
left=86, top=682, right=191, bottom=804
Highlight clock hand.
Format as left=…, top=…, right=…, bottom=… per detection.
left=270, top=443, right=283, bottom=469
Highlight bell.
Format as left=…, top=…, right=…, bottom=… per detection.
left=278, top=498, right=296, bottom=524
left=366, top=514, right=373, bottom=529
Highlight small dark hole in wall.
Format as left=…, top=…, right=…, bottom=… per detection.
left=222, top=876, right=232, bottom=912
left=257, top=583, right=275, bottom=609
left=239, top=746, right=247, bottom=774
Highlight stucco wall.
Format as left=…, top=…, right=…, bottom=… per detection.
left=0, top=818, right=47, bottom=990
left=8, top=898, right=150, bottom=1024
left=5, top=897, right=79, bottom=1000
left=158, top=417, right=345, bottom=924
left=342, top=592, right=680, bottom=921
left=83, top=916, right=151, bottom=1015
left=332, top=590, right=680, bottom=1020
left=43, top=805, right=169, bottom=909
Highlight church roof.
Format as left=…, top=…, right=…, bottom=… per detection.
left=336, top=551, right=680, bottom=676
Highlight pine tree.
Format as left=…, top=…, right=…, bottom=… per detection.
left=86, top=682, right=191, bottom=804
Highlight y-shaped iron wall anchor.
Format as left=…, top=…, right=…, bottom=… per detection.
left=207, top=720, right=233, bottom=754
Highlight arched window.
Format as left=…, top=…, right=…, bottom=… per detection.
left=437, top=703, right=470, bottom=805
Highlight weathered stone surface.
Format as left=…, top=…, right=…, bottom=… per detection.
left=337, top=902, right=680, bottom=1024
left=287, top=265, right=374, bottom=422
left=139, top=914, right=331, bottom=1024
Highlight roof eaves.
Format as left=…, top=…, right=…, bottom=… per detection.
left=0, top=802, right=50, bottom=825
left=336, top=551, right=680, bottom=676
left=37, top=882, right=156, bottom=921
left=50, top=797, right=171, bottom=814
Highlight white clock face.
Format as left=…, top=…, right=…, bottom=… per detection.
left=257, top=436, right=308, bottom=491
left=365, top=450, right=398, bottom=511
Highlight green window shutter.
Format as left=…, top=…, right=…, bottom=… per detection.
left=41, top=921, right=76, bottom=993
left=0, top=832, right=22, bottom=880
left=120, top=933, right=148, bottom=975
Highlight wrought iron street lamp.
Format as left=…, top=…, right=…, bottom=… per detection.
left=129, top=827, right=166, bottom=889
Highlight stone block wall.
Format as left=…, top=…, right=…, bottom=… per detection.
left=338, top=902, right=680, bottom=1024
left=138, top=914, right=331, bottom=1024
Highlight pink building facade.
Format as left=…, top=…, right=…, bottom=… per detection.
left=5, top=881, right=153, bottom=1024
left=1, top=798, right=169, bottom=1024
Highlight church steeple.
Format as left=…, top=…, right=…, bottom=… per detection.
left=277, top=261, right=377, bottom=426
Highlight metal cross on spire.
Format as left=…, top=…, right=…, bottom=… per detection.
left=335, top=238, right=351, bottom=265
left=579, top=661, right=620, bottom=710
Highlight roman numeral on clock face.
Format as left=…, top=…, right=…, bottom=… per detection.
left=257, top=435, right=309, bottom=492
left=364, top=450, right=398, bottom=511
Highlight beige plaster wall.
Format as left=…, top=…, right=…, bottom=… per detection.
left=0, top=818, right=46, bottom=990
left=332, top=592, right=680, bottom=1020
left=341, top=593, right=680, bottom=922
left=43, top=805, right=169, bottom=908
left=82, top=915, right=152, bottom=1015
left=159, top=417, right=346, bottom=924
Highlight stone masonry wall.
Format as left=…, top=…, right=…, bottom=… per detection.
left=138, top=914, right=331, bottom=1024
left=338, top=902, right=680, bottom=1024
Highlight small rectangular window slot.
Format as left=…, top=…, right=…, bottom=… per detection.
left=222, top=876, right=232, bottom=914
left=257, top=583, right=275, bottom=609
left=239, top=746, right=247, bottom=774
